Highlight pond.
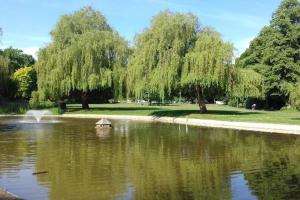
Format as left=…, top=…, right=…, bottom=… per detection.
left=1, top=117, right=300, bottom=200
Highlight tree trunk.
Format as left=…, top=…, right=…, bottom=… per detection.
left=81, top=92, right=89, bottom=110
left=196, top=85, right=207, bottom=114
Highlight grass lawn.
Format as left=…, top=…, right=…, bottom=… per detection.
left=66, top=103, right=300, bottom=125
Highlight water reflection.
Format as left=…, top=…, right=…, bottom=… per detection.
left=1, top=118, right=300, bottom=199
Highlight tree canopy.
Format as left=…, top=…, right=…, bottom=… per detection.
left=230, top=69, right=265, bottom=100
left=36, top=7, right=129, bottom=109
left=0, top=55, right=9, bottom=98
left=127, top=11, right=199, bottom=101
left=0, top=47, right=35, bottom=74
left=13, top=66, right=37, bottom=99
left=182, top=28, right=234, bottom=113
left=237, top=0, right=300, bottom=108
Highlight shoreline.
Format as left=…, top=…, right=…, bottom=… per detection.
left=1, top=114, right=300, bottom=135
left=60, top=114, right=300, bottom=135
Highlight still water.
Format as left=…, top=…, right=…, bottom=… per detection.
left=1, top=117, right=300, bottom=200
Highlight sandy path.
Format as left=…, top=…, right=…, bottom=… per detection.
left=61, top=114, right=300, bottom=135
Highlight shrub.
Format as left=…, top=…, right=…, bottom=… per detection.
left=29, top=91, right=40, bottom=108
left=0, top=101, right=29, bottom=114
left=227, top=97, right=245, bottom=108
left=29, top=91, right=56, bottom=109
left=290, top=84, right=300, bottom=110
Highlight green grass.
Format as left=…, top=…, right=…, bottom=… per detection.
left=0, top=101, right=60, bottom=115
left=65, top=103, right=300, bottom=125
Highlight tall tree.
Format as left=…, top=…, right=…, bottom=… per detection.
left=181, top=28, right=234, bottom=113
left=127, top=11, right=199, bottom=101
left=0, top=55, right=9, bottom=98
left=237, top=0, right=300, bottom=108
left=36, top=7, right=129, bottom=109
left=1, top=47, right=35, bottom=74
left=13, top=66, right=37, bottom=99
left=230, top=69, right=265, bottom=107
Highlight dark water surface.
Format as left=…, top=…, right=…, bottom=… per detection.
left=1, top=117, right=300, bottom=200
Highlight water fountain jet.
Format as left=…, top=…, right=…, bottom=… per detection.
left=20, top=110, right=59, bottom=124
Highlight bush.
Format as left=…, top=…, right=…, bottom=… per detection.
left=227, top=97, right=245, bottom=108
left=290, top=84, right=300, bottom=110
left=0, top=101, right=29, bottom=114
left=29, top=91, right=40, bottom=108
left=29, top=91, right=56, bottom=109
left=172, top=96, right=189, bottom=104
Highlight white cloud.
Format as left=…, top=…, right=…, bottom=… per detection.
left=21, top=47, right=40, bottom=60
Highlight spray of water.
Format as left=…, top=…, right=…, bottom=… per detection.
left=20, top=110, right=59, bottom=124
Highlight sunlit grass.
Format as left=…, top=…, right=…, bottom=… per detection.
left=65, top=104, right=300, bottom=125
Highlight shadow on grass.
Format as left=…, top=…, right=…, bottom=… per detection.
left=207, top=110, right=262, bottom=115
left=66, top=105, right=263, bottom=118
left=291, top=118, right=300, bottom=121
left=67, top=106, right=162, bottom=113
left=150, top=110, right=198, bottom=117
left=150, top=109, right=263, bottom=118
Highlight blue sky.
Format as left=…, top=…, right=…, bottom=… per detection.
left=0, top=0, right=282, bottom=59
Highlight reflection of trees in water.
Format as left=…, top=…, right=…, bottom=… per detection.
left=35, top=121, right=129, bottom=200
left=244, top=152, right=300, bottom=199
left=228, top=133, right=300, bottom=200
left=0, top=132, right=29, bottom=172
left=244, top=157, right=300, bottom=199
left=0, top=123, right=49, bottom=172
left=32, top=121, right=300, bottom=200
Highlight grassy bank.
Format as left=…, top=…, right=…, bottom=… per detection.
left=66, top=104, right=300, bottom=125
left=0, top=101, right=59, bottom=115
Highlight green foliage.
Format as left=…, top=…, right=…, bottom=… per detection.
left=29, top=91, right=56, bottom=109
left=127, top=11, right=199, bottom=100
left=36, top=7, right=128, bottom=101
left=0, top=48, right=35, bottom=100
left=231, top=69, right=265, bottom=99
left=0, top=55, right=9, bottom=97
left=290, top=83, right=300, bottom=110
left=182, top=28, right=234, bottom=112
left=182, top=28, right=234, bottom=90
left=50, top=7, right=112, bottom=48
left=237, top=0, right=300, bottom=103
left=13, top=66, right=37, bottom=99
left=0, top=101, right=29, bottom=114
left=227, top=97, right=245, bottom=108
left=1, top=47, right=35, bottom=74
left=29, top=91, right=41, bottom=108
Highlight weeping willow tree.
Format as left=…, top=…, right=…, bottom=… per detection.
left=181, top=28, right=234, bottom=113
left=0, top=55, right=9, bottom=98
left=36, top=7, right=129, bottom=109
left=230, top=69, right=265, bottom=107
left=127, top=11, right=199, bottom=102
